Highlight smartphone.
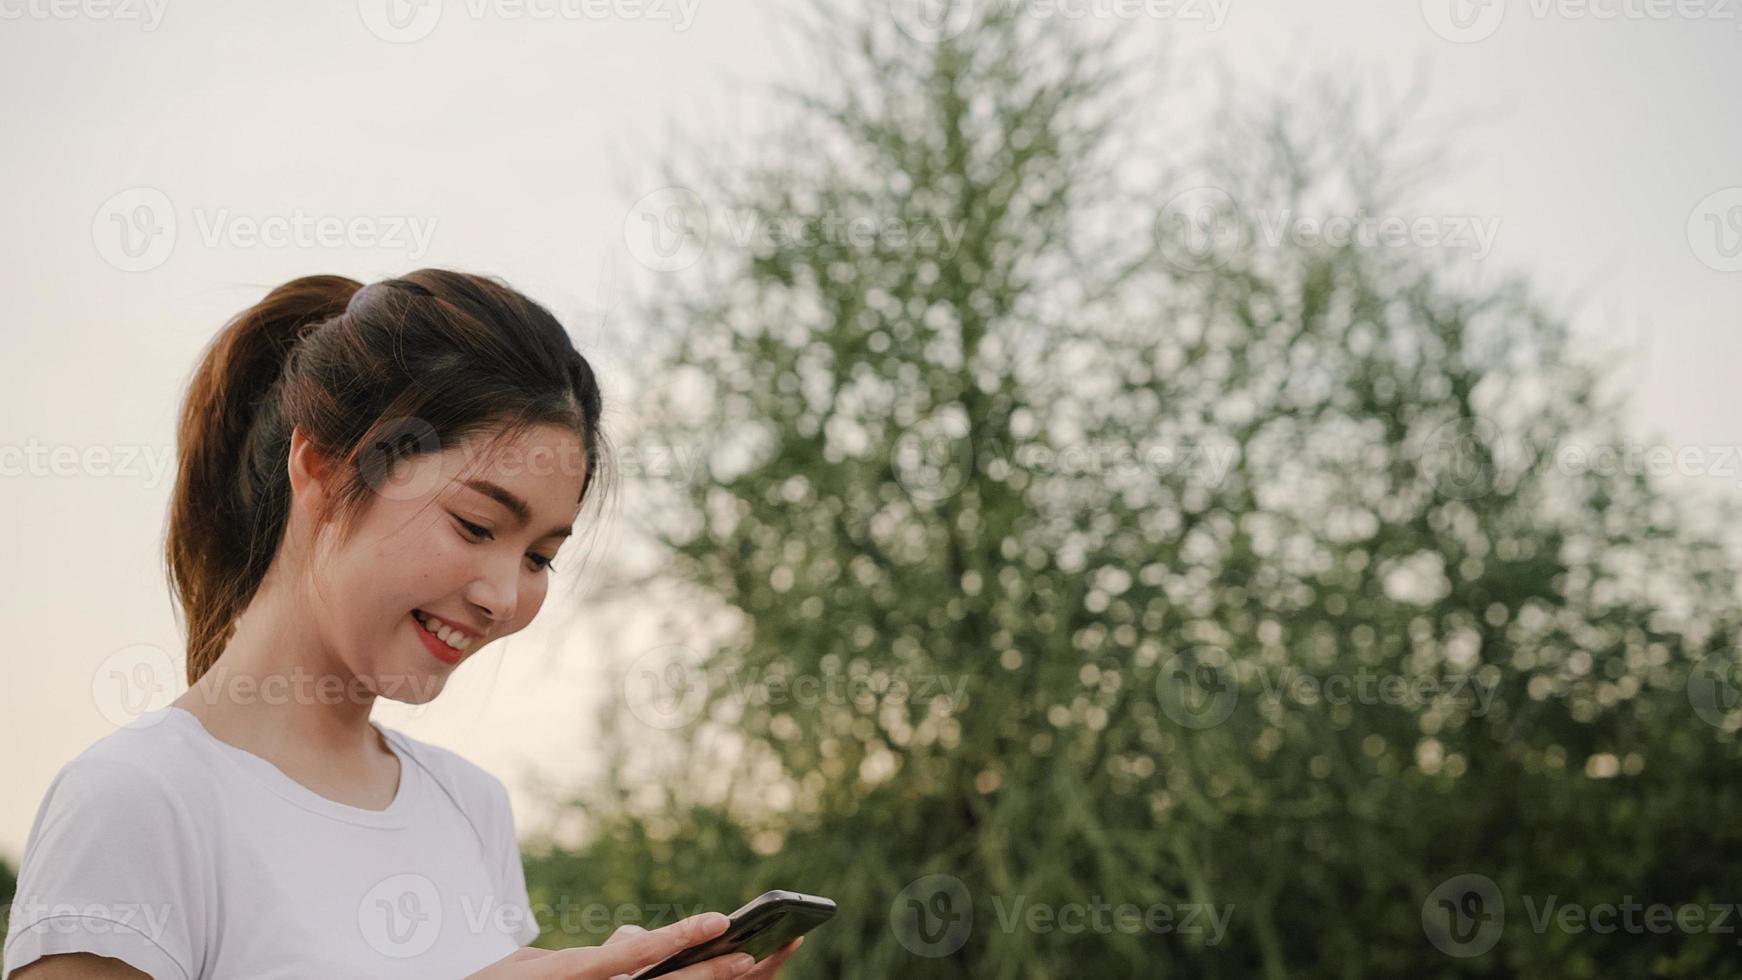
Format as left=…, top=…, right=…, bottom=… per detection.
left=629, top=890, right=837, bottom=979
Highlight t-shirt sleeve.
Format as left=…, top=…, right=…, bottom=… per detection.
left=3, top=753, right=207, bottom=980
left=486, top=778, right=540, bottom=948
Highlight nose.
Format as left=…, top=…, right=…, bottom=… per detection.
left=463, top=552, right=519, bottom=628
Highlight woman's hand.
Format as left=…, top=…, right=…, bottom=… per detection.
left=602, top=923, right=803, bottom=980
left=464, top=911, right=799, bottom=980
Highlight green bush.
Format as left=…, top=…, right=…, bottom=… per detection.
left=523, top=5, right=1742, bottom=976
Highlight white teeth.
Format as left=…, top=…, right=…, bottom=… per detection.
left=415, top=611, right=472, bottom=652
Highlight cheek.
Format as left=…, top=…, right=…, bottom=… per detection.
left=334, top=511, right=465, bottom=609
left=509, top=575, right=551, bottom=632
left=404, top=527, right=471, bottom=586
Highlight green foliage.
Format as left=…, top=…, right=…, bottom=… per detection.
left=1, top=854, right=14, bottom=948
left=525, top=4, right=1742, bottom=976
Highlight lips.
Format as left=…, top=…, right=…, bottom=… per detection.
left=411, top=610, right=466, bottom=666
left=413, top=608, right=481, bottom=645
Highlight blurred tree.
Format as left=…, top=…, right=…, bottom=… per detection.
left=524, top=2, right=1742, bottom=977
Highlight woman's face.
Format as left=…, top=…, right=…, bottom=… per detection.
left=303, top=422, right=587, bottom=705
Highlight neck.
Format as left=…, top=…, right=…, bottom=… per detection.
left=174, top=567, right=383, bottom=761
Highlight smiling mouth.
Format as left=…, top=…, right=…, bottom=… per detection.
left=410, top=610, right=469, bottom=665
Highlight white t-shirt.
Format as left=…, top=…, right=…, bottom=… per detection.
left=3, top=705, right=540, bottom=979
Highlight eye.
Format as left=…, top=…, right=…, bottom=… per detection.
left=455, top=516, right=558, bottom=573
left=454, top=517, right=492, bottom=542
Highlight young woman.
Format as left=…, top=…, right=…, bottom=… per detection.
left=3, top=271, right=801, bottom=980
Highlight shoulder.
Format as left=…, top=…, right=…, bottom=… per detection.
left=5, top=712, right=215, bottom=980
left=35, top=709, right=218, bottom=829
left=12, top=709, right=220, bottom=891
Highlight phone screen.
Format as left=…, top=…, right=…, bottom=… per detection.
left=630, top=891, right=836, bottom=979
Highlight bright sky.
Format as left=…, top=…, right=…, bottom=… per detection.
left=3, top=0, right=1740, bottom=861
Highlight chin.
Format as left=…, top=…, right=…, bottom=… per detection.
left=360, top=666, right=447, bottom=706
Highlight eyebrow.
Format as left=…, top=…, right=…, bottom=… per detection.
left=460, top=478, right=574, bottom=540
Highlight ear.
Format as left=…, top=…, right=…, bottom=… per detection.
left=286, top=425, right=339, bottom=511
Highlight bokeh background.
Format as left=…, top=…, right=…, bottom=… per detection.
left=5, top=0, right=1742, bottom=975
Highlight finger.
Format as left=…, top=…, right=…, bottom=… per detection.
left=659, top=951, right=757, bottom=980
left=581, top=911, right=732, bottom=977
left=742, top=937, right=803, bottom=979
left=605, top=924, right=650, bottom=946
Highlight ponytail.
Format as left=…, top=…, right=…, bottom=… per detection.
left=165, top=275, right=362, bottom=685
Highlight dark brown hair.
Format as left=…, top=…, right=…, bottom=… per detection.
left=164, top=270, right=611, bottom=686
